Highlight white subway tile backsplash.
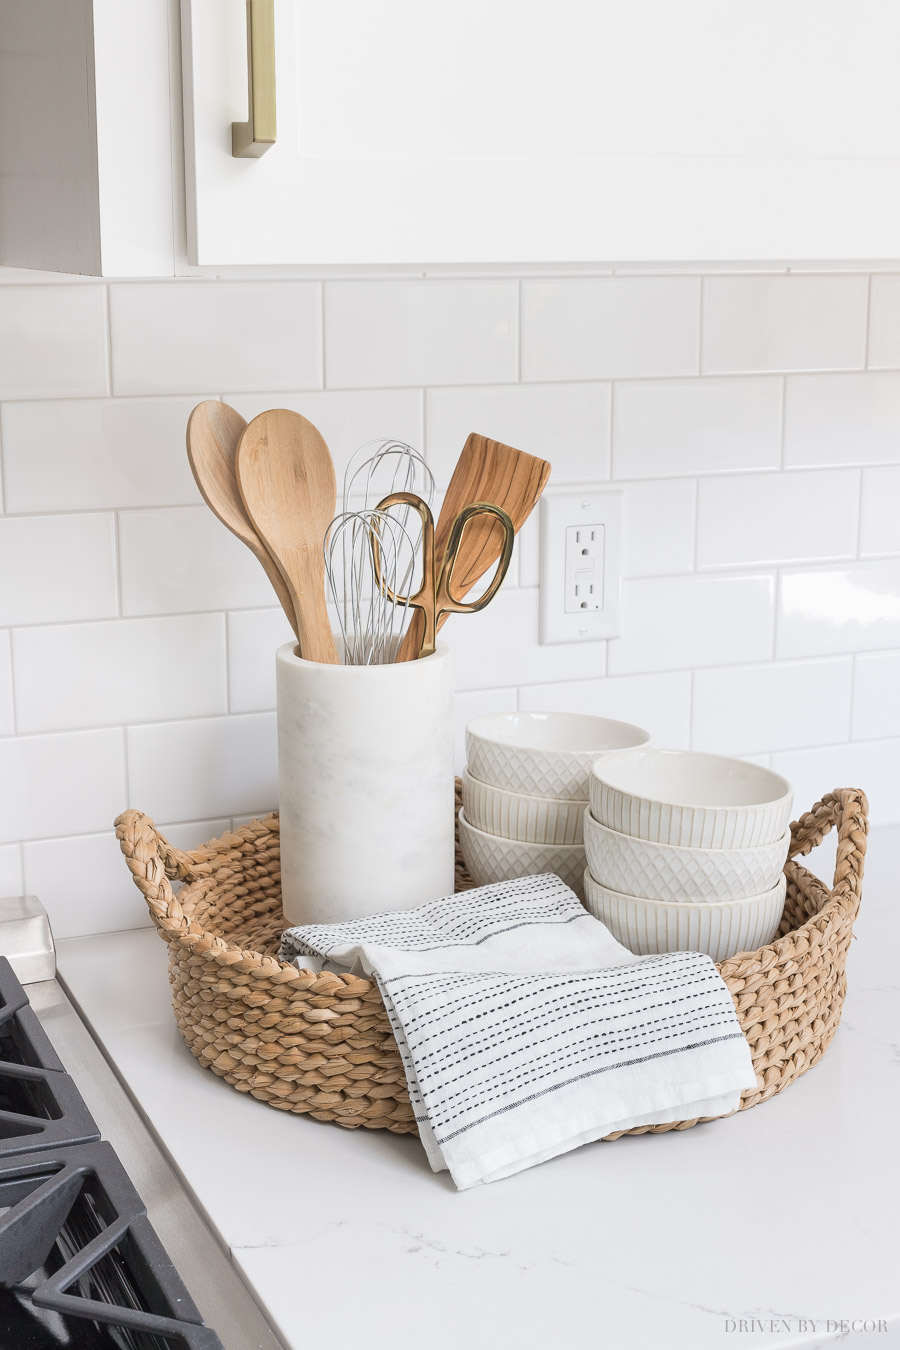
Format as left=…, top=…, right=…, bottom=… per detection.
left=324, top=281, right=517, bottom=388
left=447, top=589, right=605, bottom=691
left=0, top=632, right=12, bottom=736
left=518, top=671, right=692, bottom=748
left=0, top=264, right=899, bottom=934
left=424, top=383, right=610, bottom=487
left=692, top=658, right=853, bottom=756
left=702, top=275, right=868, bottom=374
left=608, top=574, right=776, bottom=675
left=521, top=278, right=699, bottom=381
left=0, top=728, right=125, bottom=844
left=783, top=373, right=900, bottom=467
left=126, top=713, right=277, bottom=822
left=227, top=608, right=295, bottom=713
left=867, top=274, right=900, bottom=369
left=612, top=377, right=782, bottom=478
left=453, top=687, right=517, bottom=773
left=0, top=844, right=23, bottom=897
left=226, top=389, right=424, bottom=485
left=778, top=560, right=900, bottom=658
left=1, top=398, right=206, bottom=512
left=0, top=285, right=108, bottom=400
left=696, top=469, right=859, bottom=569
left=619, top=479, right=696, bottom=578
left=109, top=283, right=322, bottom=395
left=13, top=615, right=227, bottom=734
left=772, top=737, right=900, bottom=827
left=853, top=652, right=900, bottom=741
left=0, top=515, right=117, bottom=627
left=21, top=817, right=231, bottom=940
left=859, top=466, right=900, bottom=557
left=23, top=831, right=151, bottom=940
left=119, top=506, right=274, bottom=616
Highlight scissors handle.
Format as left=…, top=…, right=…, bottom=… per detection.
left=435, top=501, right=515, bottom=630
left=372, top=491, right=438, bottom=654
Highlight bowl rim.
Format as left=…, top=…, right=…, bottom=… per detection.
left=465, top=710, right=651, bottom=758
left=583, top=810, right=792, bottom=858
left=458, top=809, right=586, bottom=853
left=590, top=747, right=792, bottom=813
left=582, top=866, right=787, bottom=910
left=462, top=767, right=589, bottom=810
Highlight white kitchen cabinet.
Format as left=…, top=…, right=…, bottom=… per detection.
left=3, top=1, right=900, bottom=274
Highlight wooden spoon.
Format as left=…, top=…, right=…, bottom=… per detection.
left=396, top=432, right=551, bottom=661
left=236, top=409, right=339, bottom=665
left=186, top=400, right=299, bottom=639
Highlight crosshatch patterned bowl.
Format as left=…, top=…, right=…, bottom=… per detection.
left=583, top=870, right=787, bottom=963
left=583, top=811, right=792, bottom=902
left=457, top=809, right=586, bottom=900
left=466, top=711, right=650, bottom=801
left=115, top=783, right=868, bottom=1140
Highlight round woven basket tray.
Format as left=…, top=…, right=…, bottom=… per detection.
left=115, top=782, right=867, bottom=1138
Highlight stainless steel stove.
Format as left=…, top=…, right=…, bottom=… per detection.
left=0, top=901, right=282, bottom=1350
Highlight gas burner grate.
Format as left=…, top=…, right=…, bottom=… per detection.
left=0, top=961, right=224, bottom=1349
left=0, top=958, right=100, bottom=1157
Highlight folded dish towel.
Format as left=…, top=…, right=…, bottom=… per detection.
left=279, top=874, right=757, bottom=1189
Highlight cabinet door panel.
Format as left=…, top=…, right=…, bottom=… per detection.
left=183, top=0, right=900, bottom=265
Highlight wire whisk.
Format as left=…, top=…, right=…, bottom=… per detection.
left=324, top=507, right=420, bottom=666
left=342, top=438, right=435, bottom=515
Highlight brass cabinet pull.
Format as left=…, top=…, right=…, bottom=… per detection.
left=232, top=0, right=276, bottom=157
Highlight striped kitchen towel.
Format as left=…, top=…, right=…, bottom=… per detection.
left=279, top=874, right=757, bottom=1189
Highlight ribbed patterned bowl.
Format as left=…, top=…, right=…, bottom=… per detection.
left=458, top=809, right=586, bottom=899
left=583, top=869, right=787, bottom=961
left=461, top=770, right=587, bottom=844
left=583, top=811, right=791, bottom=901
left=466, top=712, right=650, bottom=801
left=590, top=749, right=793, bottom=849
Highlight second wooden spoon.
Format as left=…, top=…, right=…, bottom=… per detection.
left=236, top=409, right=339, bottom=665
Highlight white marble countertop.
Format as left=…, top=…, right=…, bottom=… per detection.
left=56, top=827, right=899, bottom=1350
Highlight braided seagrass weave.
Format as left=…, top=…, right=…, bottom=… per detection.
left=115, top=783, right=867, bottom=1138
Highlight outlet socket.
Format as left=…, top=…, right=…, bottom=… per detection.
left=540, top=487, right=622, bottom=644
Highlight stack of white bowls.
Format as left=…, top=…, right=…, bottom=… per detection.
left=459, top=712, right=651, bottom=901
left=584, top=749, right=794, bottom=961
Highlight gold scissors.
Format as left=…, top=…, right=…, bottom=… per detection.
left=374, top=491, right=515, bottom=659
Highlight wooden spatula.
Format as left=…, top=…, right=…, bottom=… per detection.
left=396, top=432, right=551, bottom=662
left=236, top=409, right=339, bottom=665
left=186, top=400, right=299, bottom=639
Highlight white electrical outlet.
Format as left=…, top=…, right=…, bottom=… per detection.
left=539, top=488, right=623, bottom=644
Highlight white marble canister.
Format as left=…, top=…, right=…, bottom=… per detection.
left=276, top=641, right=456, bottom=924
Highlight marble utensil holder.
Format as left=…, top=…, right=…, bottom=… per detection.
left=276, top=641, right=456, bottom=925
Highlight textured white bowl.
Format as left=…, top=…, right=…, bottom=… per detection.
left=583, top=811, right=791, bottom=902
left=590, top=748, right=793, bottom=849
left=462, top=771, right=587, bottom=845
left=466, top=712, right=650, bottom=802
left=583, top=869, right=786, bottom=962
left=458, top=810, right=586, bottom=900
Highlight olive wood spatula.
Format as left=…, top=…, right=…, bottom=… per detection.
left=396, top=432, right=551, bottom=662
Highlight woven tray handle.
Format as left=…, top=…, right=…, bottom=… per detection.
left=115, top=810, right=200, bottom=939
left=788, top=787, right=868, bottom=901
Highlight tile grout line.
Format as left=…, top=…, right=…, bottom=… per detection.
left=318, top=281, right=327, bottom=389
left=864, top=273, right=873, bottom=369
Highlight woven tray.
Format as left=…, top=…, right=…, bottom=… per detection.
left=115, top=783, right=867, bottom=1138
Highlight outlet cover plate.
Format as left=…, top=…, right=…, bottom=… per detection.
left=539, top=486, right=623, bottom=644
